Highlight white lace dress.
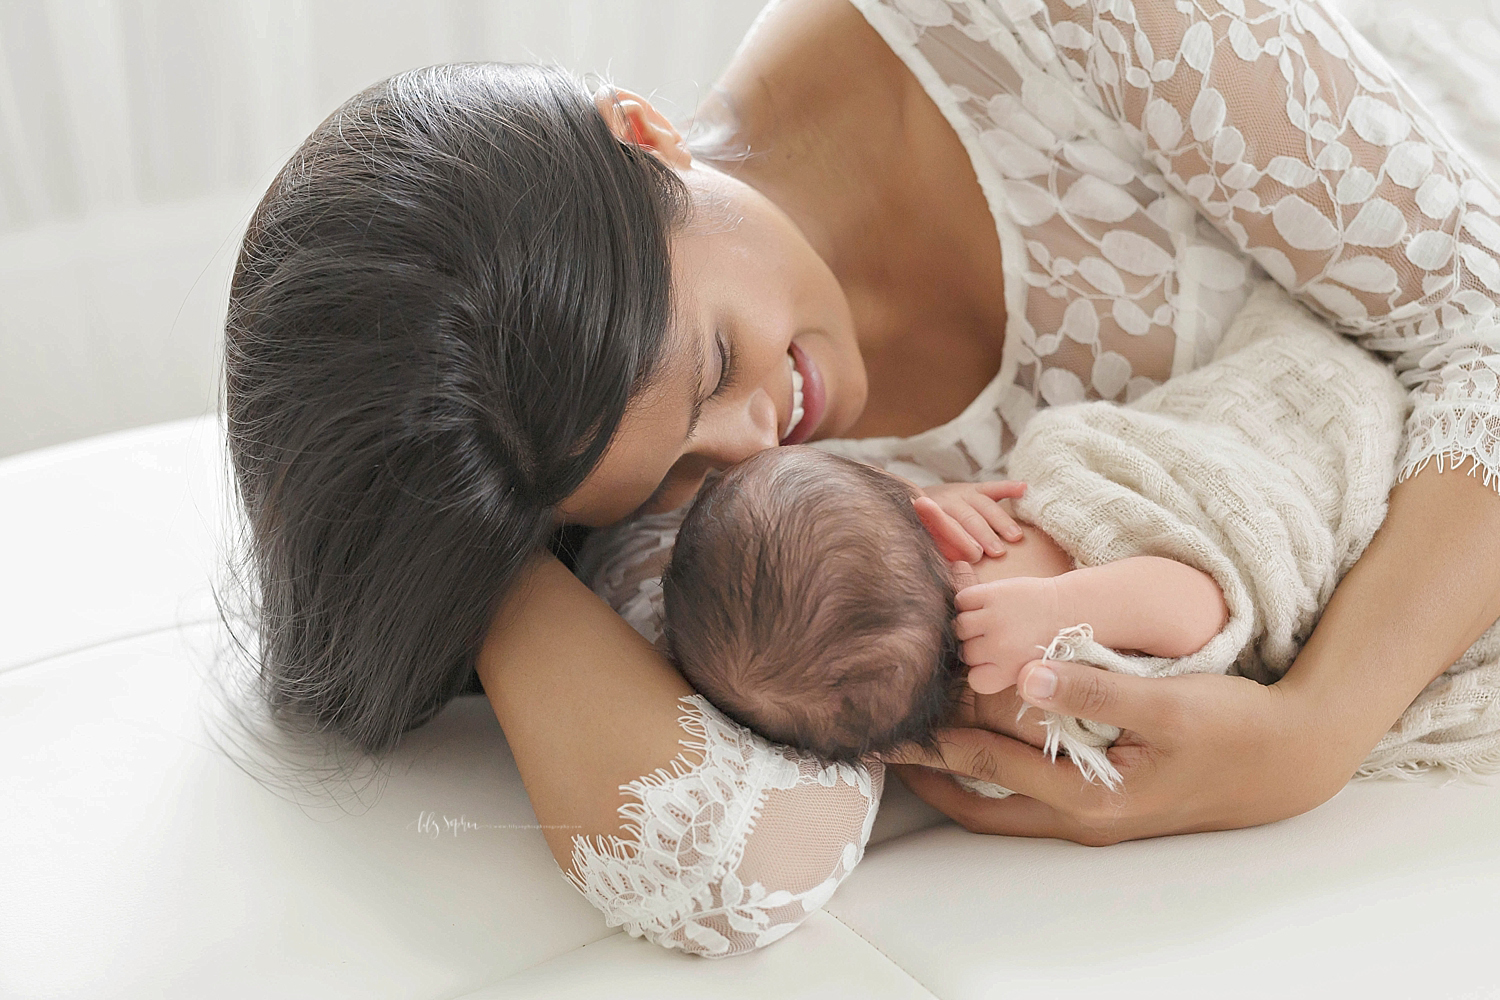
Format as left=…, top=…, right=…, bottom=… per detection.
left=566, top=0, right=1500, bottom=957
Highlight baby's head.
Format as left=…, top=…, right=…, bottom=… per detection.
left=662, top=447, right=961, bottom=763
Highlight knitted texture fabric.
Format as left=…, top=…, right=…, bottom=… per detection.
left=959, top=280, right=1500, bottom=799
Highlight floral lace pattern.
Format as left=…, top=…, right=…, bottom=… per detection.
left=569, top=0, right=1500, bottom=957
left=566, top=696, right=881, bottom=956
left=839, top=0, right=1500, bottom=491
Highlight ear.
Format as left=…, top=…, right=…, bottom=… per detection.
left=593, top=86, right=692, bottom=169
left=948, top=560, right=980, bottom=592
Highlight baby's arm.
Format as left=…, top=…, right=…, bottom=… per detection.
left=1055, top=557, right=1228, bottom=658
left=956, top=556, right=1227, bottom=694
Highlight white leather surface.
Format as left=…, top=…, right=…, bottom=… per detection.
left=0, top=417, right=228, bottom=672
left=832, top=778, right=1500, bottom=999
left=5, top=417, right=1500, bottom=999
left=467, top=913, right=935, bottom=1000
left=2, top=628, right=613, bottom=999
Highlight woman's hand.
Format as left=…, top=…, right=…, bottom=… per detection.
left=914, top=480, right=1027, bottom=562
left=887, top=658, right=1355, bottom=846
left=890, top=465, right=1500, bottom=845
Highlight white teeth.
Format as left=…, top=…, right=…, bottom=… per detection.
left=786, top=353, right=805, bottom=439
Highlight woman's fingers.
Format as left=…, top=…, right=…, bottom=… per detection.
left=967, top=685, right=1051, bottom=745
left=891, top=765, right=1082, bottom=840
left=914, top=497, right=984, bottom=562
left=882, top=727, right=1101, bottom=811
left=1017, top=658, right=1174, bottom=733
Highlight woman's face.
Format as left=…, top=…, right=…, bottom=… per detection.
left=558, top=97, right=867, bottom=527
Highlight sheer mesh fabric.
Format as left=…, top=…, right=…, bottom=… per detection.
left=563, top=691, right=882, bottom=956
left=840, top=0, right=1500, bottom=487
left=566, top=0, right=1500, bottom=956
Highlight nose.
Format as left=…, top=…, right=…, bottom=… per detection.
left=696, top=387, right=780, bottom=468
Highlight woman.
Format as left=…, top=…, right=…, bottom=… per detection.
left=226, top=0, right=1500, bottom=956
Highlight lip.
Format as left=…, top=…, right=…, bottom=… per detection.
left=781, top=340, right=826, bottom=445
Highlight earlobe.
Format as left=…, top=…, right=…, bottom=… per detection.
left=592, top=85, right=693, bottom=169
left=949, top=560, right=981, bottom=592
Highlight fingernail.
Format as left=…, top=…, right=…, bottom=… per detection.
left=1022, top=665, right=1057, bottom=702
left=1006, top=529, right=1024, bottom=541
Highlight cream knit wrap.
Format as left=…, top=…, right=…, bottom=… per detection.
left=961, top=280, right=1500, bottom=799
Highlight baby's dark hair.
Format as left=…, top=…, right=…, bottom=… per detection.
left=662, top=447, right=962, bottom=763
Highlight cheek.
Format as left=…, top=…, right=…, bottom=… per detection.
left=718, top=259, right=800, bottom=368
left=640, top=462, right=710, bottom=518
left=559, top=396, right=696, bottom=526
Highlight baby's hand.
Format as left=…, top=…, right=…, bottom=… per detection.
left=953, top=575, right=1065, bottom=694
left=914, top=481, right=1027, bottom=562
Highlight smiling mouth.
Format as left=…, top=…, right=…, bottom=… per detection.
left=781, top=341, right=823, bottom=445
left=785, top=353, right=805, bottom=440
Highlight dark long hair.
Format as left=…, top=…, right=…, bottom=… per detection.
left=224, top=63, right=688, bottom=755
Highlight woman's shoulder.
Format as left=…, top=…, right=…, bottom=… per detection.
left=706, top=0, right=912, bottom=146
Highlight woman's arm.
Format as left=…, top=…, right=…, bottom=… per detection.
left=478, top=555, right=694, bottom=859
left=894, top=0, right=1500, bottom=839
left=476, top=553, right=881, bottom=954
left=1033, top=0, right=1500, bottom=492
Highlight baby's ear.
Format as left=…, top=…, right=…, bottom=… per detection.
left=948, top=560, right=980, bottom=592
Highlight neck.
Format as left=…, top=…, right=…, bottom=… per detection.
left=694, top=0, right=915, bottom=357
left=698, top=0, right=1010, bottom=440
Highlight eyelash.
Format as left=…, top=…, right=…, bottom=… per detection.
left=708, top=331, right=736, bottom=400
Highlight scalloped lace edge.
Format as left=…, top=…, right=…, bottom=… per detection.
left=563, top=694, right=874, bottom=956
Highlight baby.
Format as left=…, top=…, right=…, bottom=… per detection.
left=661, top=446, right=1228, bottom=763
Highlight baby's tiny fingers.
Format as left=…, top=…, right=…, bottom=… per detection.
left=954, top=610, right=988, bottom=641
left=915, top=498, right=984, bottom=562
left=960, top=637, right=997, bottom=667
left=976, top=480, right=1027, bottom=500
left=954, top=506, right=1005, bottom=556
left=973, top=494, right=1025, bottom=543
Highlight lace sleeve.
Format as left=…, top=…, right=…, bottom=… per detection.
left=566, top=518, right=884, bottom=956
left=1024, top=0, right=1500, bottom=491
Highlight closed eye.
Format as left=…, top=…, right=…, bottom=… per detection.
left=707, top=330, right=736, bottom=401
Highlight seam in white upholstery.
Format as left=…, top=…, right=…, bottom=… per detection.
left=822, top=910, right=943, bottom=999
left=466, top=929, right=628, bottom=996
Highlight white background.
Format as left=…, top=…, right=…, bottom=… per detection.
left=7, top=0, right=1500, bottom=459
left=0, top=0, right=770, bottom=458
